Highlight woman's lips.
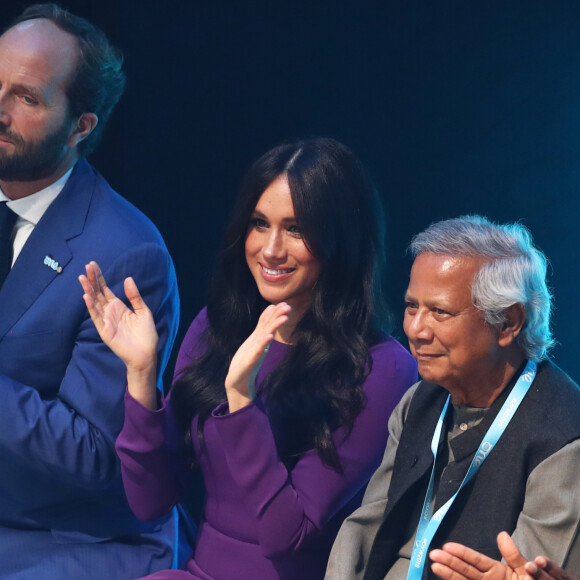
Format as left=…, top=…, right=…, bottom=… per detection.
left=260, top=264, right=296, bottom=282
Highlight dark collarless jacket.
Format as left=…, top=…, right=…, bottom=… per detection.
left=363, top=360, right=580, bottom=580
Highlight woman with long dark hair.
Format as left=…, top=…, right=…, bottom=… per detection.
left=79, top=137, right=417, bottom=579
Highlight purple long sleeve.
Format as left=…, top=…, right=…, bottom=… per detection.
left=116, top=309, right=417, bottom=580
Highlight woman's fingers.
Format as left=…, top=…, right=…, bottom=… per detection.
left=79, top=262, right=136, bottom=339
left=79, top=262, right=115, bottom=325
left=78, top=273, right=94, bottom=305
left=80, top=262, right=140, bottom=316
left=250, top=303, right=289, bottom=356
left=91, top=260, right=118, bottom=302
left=79, top=269, right=106, bottom=330
left=79, top=262, right=105, bottom=306
left=224, top=302, right=292, bottom=409
left=257, top=302, right=290, bottom=336
left=123, top=276, right=150, bottom=316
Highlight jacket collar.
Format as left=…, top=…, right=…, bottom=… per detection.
left=0, top=160, right=95, bottom=340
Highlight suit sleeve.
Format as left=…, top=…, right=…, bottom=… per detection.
left=510, top=438, right=580, bottom=572
left=0, top=243, right=179, bottom=490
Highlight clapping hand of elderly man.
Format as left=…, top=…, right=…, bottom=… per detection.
left=429, top=532, right=527, bottom=580
left=429, top=532, right=574, bottom=580
left=523, top=557, right=576, bottom=580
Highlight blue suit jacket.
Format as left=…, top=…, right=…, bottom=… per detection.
left=0, top=161, right=180, bottom=579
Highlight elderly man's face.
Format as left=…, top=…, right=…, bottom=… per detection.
left=403, top=253, right=503, bottom=394
left=0, top=20, right=78, bottom=188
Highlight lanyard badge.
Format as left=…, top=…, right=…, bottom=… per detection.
left=407, top=360, right=538, bottom=580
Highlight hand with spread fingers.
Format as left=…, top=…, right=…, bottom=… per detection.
left=497, top=533, right=575, bottom=580
left=225, top=302, right=290, bottom=412
left=79, top=260, right=159, bottom=409
left=429, top=532, right=574, bottom=580
left=429, top=533, right=528, bottom=580
left=523, top=556, right=575, bottom=580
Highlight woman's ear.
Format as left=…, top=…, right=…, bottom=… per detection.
left=498, top=303, right=526, bottom=347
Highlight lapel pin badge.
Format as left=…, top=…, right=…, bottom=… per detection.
left=44, top=255, right=63, bottom=274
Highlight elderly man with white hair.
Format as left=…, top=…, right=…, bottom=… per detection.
left=325, top=215, right=580, bottom=580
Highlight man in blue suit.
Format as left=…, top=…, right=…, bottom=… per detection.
left=0, top=4, right=180, bottom=578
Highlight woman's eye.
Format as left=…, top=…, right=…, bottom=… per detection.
left=287, top=224, right=302, bottom=237
left=250, top=218, right=268, bottom=230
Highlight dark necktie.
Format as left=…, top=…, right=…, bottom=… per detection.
left=0, top=201, right=17, bottom=288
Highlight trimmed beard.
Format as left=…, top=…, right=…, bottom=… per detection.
left=0, top=116, right=74, bottom=182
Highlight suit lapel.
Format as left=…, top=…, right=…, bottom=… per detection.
left=0, top=160, right=95, bottom=340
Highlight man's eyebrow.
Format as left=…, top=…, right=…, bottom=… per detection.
left=11, top=82, right=44, bottom=99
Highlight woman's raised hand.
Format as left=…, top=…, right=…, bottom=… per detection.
left=79, top=261, right=159, bottom=409
left=225, top=302, right=291, bottom=412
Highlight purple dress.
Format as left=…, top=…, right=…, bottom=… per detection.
left=116, top=309, right=417, bottom=580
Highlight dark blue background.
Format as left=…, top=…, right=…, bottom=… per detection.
left=4, top=0, right=579, bottom=383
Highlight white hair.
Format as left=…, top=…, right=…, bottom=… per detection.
left=409, top=215, right=553, bottom=361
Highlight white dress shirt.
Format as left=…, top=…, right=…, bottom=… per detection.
left=0, top=168, right=73, bottom=266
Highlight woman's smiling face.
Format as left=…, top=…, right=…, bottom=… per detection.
left=245, top=174, right=321, bottom=316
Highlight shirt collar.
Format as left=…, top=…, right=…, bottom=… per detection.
left=0, top=167, right=74, bottom=225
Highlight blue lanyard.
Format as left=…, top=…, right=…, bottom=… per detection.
left=407, top=360, right=538, bottom=580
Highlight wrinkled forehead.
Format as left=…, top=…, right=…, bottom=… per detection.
left=407, top=252, right=488, bottom=302
left=412, top=252, right=487, bottom=276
